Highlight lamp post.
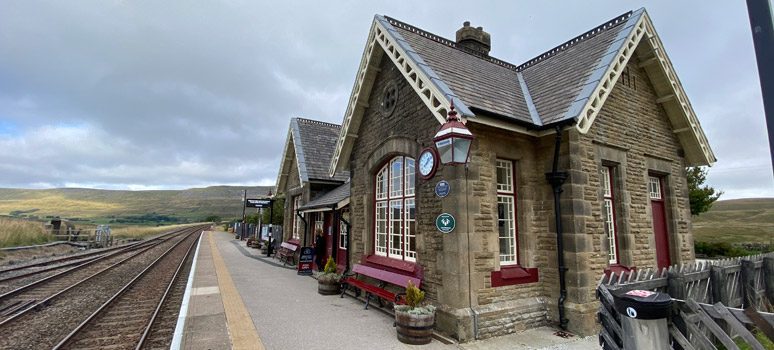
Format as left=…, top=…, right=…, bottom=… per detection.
left=433, top=100, right=474, bottom=165
left=241, top=189, right=247, bottom=241
left=267, top=189, right=275, bottom=257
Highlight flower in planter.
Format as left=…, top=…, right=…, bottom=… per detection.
left=315, top=257, right=342, bottom=280
left=395, top=280, right=435, bottom=315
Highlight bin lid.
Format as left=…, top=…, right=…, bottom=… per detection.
left=611, top=289, right=672, bottom=320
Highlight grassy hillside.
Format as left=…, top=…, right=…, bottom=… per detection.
left=0, top=186, right=272, bottom=225
left=693, top=198, right=774, bottom=244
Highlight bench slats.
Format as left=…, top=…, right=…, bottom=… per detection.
left=280, top=242, right=298, bottom=251
left=352, top=264, right=421, bottom=289
left=342, top=263, right=424, bottom=310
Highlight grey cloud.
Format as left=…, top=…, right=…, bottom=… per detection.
left=0, top=1, right=769, bottom=199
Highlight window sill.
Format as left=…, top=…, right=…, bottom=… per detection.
left=361, top=254, right=424, bottom=280
left=491, top=266, right=538, bottom=287
left=604, top=264, right=636, bottom=276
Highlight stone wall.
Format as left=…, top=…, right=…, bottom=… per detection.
left=558, top=56, right=694, bottom=335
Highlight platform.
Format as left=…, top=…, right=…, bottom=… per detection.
left=173, top=231, right=597, bottom=350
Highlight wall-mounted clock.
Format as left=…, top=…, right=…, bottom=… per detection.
left=418, top=147, right=438, bottom=180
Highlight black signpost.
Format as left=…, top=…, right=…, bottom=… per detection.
left=246, top=199, right=272, bottom=208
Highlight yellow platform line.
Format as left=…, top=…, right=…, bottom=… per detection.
left=209, top=232, right=264, bottom=350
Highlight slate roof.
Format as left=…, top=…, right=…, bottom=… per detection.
left=298, top=181, right=350, bottom=211
left=329, top=8, right=715, bottom=175
left=386, top=11, right=633, bottom=127
left=293, top=118, right=349, bottom=183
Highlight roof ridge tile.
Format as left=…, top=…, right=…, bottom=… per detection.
left=384, top=10, right=633, bottom=73
left=296, top=117, right=342, bottom=129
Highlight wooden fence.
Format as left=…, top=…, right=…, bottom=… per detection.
left=597, top=252, right=774, bottom=349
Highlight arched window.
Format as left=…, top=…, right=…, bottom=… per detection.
left=374, top=155, right=416, bottom=261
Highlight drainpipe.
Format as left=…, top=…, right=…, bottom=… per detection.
left=545, top=125, right=569, bottom=330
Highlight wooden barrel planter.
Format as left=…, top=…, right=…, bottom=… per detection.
left=395, top=311, right=434, bottom=345
left=317, top=278, right=340, bottom=295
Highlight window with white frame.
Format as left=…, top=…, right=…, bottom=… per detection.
left=496, top=159, right=518, bottom=265
left=649, top=176, right=662, bottom=199
left=314, top=214, right=324, bottom=235
left=339, top=209, right=349, bottom=250
left=601, top=167, right=618, bottom=264
left=292, top=195, right=302, bottom=239
left=374, top=156, right=416, bottom=261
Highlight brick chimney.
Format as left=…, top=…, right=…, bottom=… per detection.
left=456, top=21, right=491, bottom=56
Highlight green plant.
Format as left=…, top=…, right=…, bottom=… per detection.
left=316, top=257, right=342, bottom=280
left=395, top=279, right=435, bottom=315
left=405, top=280, right=424, bottom=309
left=688, top=166, right=723, bottom=216
left=323, top=257, right=337, bottom=274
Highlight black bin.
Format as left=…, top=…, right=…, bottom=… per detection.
left=611, top=289, right=672, bottom=320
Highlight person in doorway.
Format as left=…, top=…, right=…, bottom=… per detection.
left=314, top=229, right=325, bottom=271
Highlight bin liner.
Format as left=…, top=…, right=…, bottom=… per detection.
left=611, top=289, right=672, bottom=320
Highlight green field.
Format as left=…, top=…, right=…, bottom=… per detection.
left=0, top=186, right=271, bottom=225
left=693, top=198, right=774, bottom=244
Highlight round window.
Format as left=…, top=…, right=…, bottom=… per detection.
left=380, top=81, right=398, bottom=117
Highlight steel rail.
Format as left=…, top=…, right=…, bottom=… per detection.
left=0, top=239, right=149, bottom=275
left=0, top=234, right=170, bottom=302
left=0, top=228, right=194, bottom=328
left=0, top=225, right=195, bottom=275
left=0, top=255, right=104, bottom=284
left=136, top=233, right=200, bottom=350
left=52, top=229, right=200, bottom=350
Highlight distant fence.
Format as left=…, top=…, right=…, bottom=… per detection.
left=52, top=229, right=113, bottom=248
left=597, top=252, right=774, bottom=349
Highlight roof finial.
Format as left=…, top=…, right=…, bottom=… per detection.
left=447, top=99, right=458, bottom=122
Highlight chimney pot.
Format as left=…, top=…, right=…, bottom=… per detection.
left=455, top=22, right=491, bottom=56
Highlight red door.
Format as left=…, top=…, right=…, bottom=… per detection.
left=324, top=212, right=334, bottom=263
left=649, top=175, right=671, bottom=270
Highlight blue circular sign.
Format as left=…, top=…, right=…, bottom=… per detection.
left=435, top=180, right=450, bottom=197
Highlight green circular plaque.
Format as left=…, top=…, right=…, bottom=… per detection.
left=436, top=213, right=455, bottom=233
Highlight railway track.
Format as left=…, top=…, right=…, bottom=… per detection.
left=54, top=231, right=200, bottom=350
left=0, top=228, right=194, bottom=322
left=0, top=225, right=209, bottom=350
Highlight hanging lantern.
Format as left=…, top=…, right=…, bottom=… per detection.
left=433, top=100, right=474, bottom=165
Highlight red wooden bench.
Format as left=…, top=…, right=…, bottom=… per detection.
left=277, top=242, right=298, bottom=266
left=340, top=263, right=423, bottom=310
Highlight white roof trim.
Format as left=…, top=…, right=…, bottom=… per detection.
left=274, top=127, right=294, bottom=196
left=570, top=9, right=715, bottom=166
left=329, top=15, right=475, bottom=177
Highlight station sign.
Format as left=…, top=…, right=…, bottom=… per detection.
left=298, top=246, right=314, bottom=275
left=246, top=199, right=272, bottom=208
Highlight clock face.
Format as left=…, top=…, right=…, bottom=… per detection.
left=418, top=148, right=436, bottom=179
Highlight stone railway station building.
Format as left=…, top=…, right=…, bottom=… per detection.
left=273, top=8, right=715, bottom=341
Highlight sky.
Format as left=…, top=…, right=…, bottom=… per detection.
left=0, top=1, right=771, bottom=200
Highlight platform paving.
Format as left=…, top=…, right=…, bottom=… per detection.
left=178, top=230, right=599, bottom=349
